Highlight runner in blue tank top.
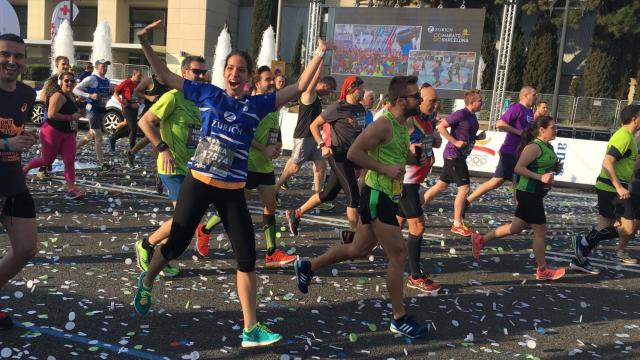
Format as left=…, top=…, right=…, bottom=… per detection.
left=131, top=20, right=333, bottom=348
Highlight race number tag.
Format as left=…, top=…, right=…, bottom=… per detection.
left=191, top=136, right=236, bottom=171
left=353, top=113, right=366, bottom=133
left=392, top=179, right=402, bottom=202
left=267, top=128, right=279, bottom=146
left=421, top=133, right=434, bottom=157
left=187, top=124, right=200, bottom=149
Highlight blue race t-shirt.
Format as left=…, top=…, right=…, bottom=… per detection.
left=182, top=80, right=276, bottom=184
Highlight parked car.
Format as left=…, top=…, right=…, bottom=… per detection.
left=30, top=79, right=126, bottom=135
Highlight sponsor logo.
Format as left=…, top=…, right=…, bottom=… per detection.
left=223, top=111, right=236, bottom=123
left=555, top=142, right=567, bottom=176
left=467, top=153, right=488, bottom=167
left=21, top=103, right=28, bottom=113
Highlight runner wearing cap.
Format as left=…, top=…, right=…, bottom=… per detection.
left=74, top=58, right=113, bottom=170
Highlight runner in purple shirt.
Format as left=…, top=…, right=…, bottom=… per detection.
left=465, top=86, right=536, bottom=213
left=422, top=89, right=484, bottom=237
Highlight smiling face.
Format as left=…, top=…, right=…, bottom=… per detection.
left=60, top=73, right=75, bottom=93
left=224, top=54, right=250, bottom=98
left=255, top=70, right=275, bottom=94
left=0, top=39, right=26, bottom=84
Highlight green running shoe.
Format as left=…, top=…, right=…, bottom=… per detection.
left=317, top=202, right=335, bottom=211
left=160, top=264, right=180, bottom=277
left=133, top=272, right=153, bottom=315
left=241, top=322, right=282, bottom=347
left=135, top=239, right=150, bottom=272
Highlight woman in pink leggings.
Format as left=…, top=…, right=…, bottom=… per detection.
left=24, top=71, right=84, bottom=199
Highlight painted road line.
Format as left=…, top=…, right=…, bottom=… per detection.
left=14, top=322, right=171, bottom=360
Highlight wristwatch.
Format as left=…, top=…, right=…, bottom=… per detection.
left=316, top=142, right=326, bottom=150
left=156, top=141, right=170, bottom=152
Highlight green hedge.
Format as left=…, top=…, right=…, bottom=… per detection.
left=23, top=64, right=51, bottom=82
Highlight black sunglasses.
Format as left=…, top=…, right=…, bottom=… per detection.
left=401, top=92, right=421, bottom=100
left=190, top=69, right=208, bottom=75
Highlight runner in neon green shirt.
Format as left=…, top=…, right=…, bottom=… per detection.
left=574, top=105, right=640, bottom=272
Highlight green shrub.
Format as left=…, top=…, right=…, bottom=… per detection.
left=23, top=64, right=51, bottom=82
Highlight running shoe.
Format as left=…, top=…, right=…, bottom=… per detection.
left=101, top=163, right=114, bottom=171
left=160, top=264, right=180, bottom=277
left=317, top=202, right=335, bottom=211
left=195, top=223, right=211, bottom=257
left=133, top=272, right=153, bottom=315
left=286, top=209, right=301, bottom=236
left=135, top=239, right=151, bottom=272
left=451, top=223, right=472, bottom=237
left=155, top=174, right=163, bottom=195
left=280, top=181, right=289, bottom=191
left=461, top=199, right=471, bottom=219
left=36, top=167, right=48, bottom=180
left=294, top=259, right=314, bottom=294
left=535, top=266, right=566, bottom=281
left=0, top=311, right=13, bottom=330
left=108, top=136, right=116, bottom=152
left=406, top=275, right=441, bottom=293
left=265, top=249, right=297, bottom=268
left=471, top=233, right=484, bottom=260
left=616, top=250, right=638, bottom=265
left=573, top=235, right=588, bottom=264
left=340, top=230, right=355, bottom=244
left=274, top=192, right=281, bottom=208
left=241, top=322, right=282, bottom=347
left=65, top=189, right=85, bottom=200
left=569, top=258, right=601, bottom=275
left=389, top=315, right=428, bottom=339
left=123, top=149, right=135, bottom=167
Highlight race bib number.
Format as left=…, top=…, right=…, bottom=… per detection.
left=392, top=179, right=402, bottom=202
left=421, top=133, right=434, bottom=157
left=187, top=124, right=200, bottom=149
left=352, top=113, right=366, bottom=134
left=267, top=128, right=279, bottom=146
left=191, top=136, right=236, bottom=171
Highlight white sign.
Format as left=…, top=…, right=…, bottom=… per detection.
left=50, top=1, right=79, bottom=40
left=433, top=130, right=607, bottom=186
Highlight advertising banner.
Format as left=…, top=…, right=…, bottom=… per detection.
left=331, top=24, right=422, bottom=77
left=407, top=50, right=476, bottom=90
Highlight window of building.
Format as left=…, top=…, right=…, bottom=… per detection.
left=73, top=7, right=98, bottom=42
left=13, top=5, right=27, bottom=38
left=129, top=8, right=167, bottom=46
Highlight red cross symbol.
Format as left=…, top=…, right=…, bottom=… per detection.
left=60, top=4, right=70, bottom=15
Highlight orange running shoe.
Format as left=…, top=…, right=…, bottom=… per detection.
left=451, top=223, right=472, bottom=237
left=196, top=223, right=211, bottom=257
left=406, top=275, right=442, bottom=293
left=265, top=248, right=297, bottom=268
left=535, top=266, right=566, bottom=281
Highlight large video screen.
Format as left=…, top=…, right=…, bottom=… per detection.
left=407, top=50, right=476, bottom=90
left=331, top=24, right=422, bottom=77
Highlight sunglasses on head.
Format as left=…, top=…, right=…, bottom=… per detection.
left=190, top=69, right=208, bottom=75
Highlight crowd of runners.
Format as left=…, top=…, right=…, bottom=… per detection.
left=1, top=19, right=640, bottom=347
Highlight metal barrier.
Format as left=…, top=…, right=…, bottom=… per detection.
left=572, top=97, right=620, bottom=129
left=74, top=60, right=150, bottom=80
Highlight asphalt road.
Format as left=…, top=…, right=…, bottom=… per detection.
left=1, top=131, right=640, bottom=360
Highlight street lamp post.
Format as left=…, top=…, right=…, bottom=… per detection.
left=551, top=0, right=569, bottom=121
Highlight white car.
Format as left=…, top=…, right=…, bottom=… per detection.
left=30, top=79, right=127, bottom=135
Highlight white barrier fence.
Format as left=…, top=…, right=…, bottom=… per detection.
left=280, top=111, right=606, bottom=186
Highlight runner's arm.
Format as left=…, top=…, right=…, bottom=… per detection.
left=73, top=76, right=95, bottom=99
left=137, top=21, right=183, bottom=92
left=602, top=154, right=627, bottom=195
left=514, top=143, right=544, bottom=181
left=135, top=77, right=154, bottom=102
left=437, top=119, right=463, bottom=148
left=138, top=110, right=162, bottom=146
left=276, top=38, right=333, bottom=109
left=300, top=66, right=322, bottom=105
left=496, top=119, right=522, bottom=136
left=347, top=118, right=393, bottom=173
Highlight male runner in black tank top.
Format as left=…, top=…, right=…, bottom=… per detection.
left=274, top=70, right=335, bottom=202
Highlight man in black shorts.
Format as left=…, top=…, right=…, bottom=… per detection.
left=422, top=89, right=484, bottom=237
left=466, top=86, right=536, bottom=212
left=275, top=70, right=335, bottom=206
left=0, top=33, right=39, bottom=330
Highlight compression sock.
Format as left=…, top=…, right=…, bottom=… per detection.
left=406, top=234, right=423, bottom=278
left=263, top=214, right=276, bottom=255
left=203, top=214, right=222, bottom=234
left=586, top=226, right=618, bottom=253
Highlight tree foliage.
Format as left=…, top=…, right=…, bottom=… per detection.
left=522, top=17, right=558, bottom=93
left=291, top=26, right=303, bottom=77
left=251, top=0, right=277, bottom=63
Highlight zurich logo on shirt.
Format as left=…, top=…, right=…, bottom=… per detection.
left=224, top=111, right=237, bottom=123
